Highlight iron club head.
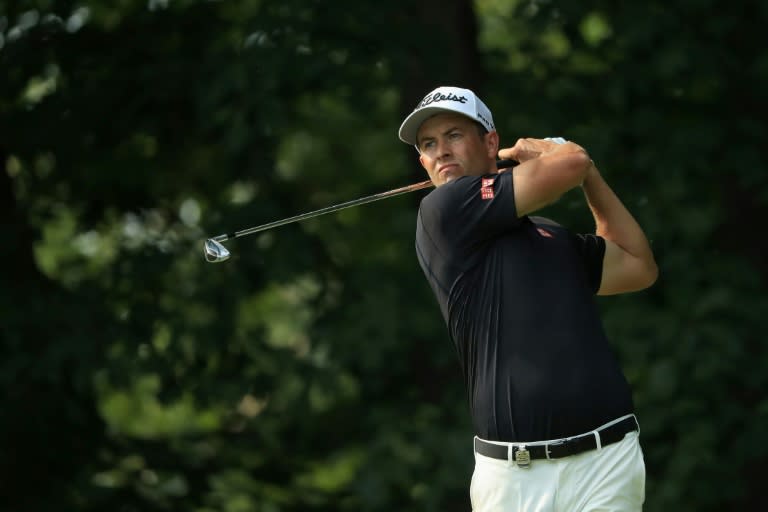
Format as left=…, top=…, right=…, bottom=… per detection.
left=204, top=238, right=230, bottom=263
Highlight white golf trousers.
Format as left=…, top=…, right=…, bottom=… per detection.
left=470, top=427, right=645, bottom=511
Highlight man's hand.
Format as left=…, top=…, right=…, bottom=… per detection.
left=497, top=138, right=592, bottom=217
left=499, top=138, right=584, bottom=164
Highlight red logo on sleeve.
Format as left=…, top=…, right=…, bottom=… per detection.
left=480, top=177, right=495, bottom=200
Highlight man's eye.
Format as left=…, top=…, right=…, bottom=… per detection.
left=448, top=132, right=462, bottom=140
left=422, top=141, right=436, bottom=150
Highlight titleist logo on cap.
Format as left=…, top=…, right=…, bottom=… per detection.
left=398, top=86, right=495, bottom=145
left=417, top=91, right=468, bottom=109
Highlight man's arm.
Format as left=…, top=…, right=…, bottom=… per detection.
left=582, top=162, right=658, bottom=295
left=498, top=138, right=592, bottom=217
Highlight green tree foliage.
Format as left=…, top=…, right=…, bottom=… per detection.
left=1, top=1, right=766, bottom=511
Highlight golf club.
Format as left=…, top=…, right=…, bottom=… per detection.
left=203, top=159, right=518, bottom=262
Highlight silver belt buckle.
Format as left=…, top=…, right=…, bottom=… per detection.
left=514, top=445, right=531, bottom=468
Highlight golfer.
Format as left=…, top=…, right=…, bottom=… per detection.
left=399, top=86, right=657, bottom=511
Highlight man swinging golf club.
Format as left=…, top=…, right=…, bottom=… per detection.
left=399, top=86, right=657, bottom=511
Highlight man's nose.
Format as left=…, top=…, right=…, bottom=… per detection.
left=436, top=138, right=452, bottom=158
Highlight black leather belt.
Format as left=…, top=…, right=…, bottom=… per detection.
left=474, top=416, right=638, bottom=467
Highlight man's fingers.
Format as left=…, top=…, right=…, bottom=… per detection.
left=498, top=148, right=517, bottom=159
left=499, top=137, right=571, bottom=163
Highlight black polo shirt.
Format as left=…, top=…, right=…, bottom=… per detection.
left=415, top=172, right=633, bottom=442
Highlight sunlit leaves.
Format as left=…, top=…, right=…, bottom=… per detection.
left=579, top=12, right=612, bottom=46
left=97, top=373, right=223, bottom=439
left=237, top=275, right=321, bottom=357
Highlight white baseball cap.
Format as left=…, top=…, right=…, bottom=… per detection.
left=398, top=86, right=495, bottom=146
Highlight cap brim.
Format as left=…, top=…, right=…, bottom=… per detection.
left=398, top=106, right=457, bottom=146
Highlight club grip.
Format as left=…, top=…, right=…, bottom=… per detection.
left=496, top=159, right=518, bottom=169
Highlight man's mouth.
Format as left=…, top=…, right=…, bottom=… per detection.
left=438, top=164, right=458, bottom=178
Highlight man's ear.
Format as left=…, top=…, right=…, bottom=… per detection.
left=418, top=153, right=428, bottom=170
left=486, top=131, right=500, bottom=158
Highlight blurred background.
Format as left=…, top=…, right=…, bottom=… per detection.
left=1, top=0, right=766, bottom=510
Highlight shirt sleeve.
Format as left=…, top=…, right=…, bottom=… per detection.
left=418, top=172, right=521, bottom=267
left=571, top=233, right=606, bottom=294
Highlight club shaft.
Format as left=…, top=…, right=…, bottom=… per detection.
left=212, top=180, right=433, bottom=242
left=210, top=159, right=518, bottom=242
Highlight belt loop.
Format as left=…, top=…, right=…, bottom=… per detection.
left=592, top=430, right=602, bottom=451
left=507, top=444, right=513, bottom=467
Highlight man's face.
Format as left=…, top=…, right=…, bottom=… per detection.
left=416, top=113, right=498, bottom=187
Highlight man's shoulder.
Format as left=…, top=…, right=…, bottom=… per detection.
left=420, top=177, right=469, bottom=213
left=421, top=174, right=503, bottom=206
left=425, top=175, right=480, bottom=195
